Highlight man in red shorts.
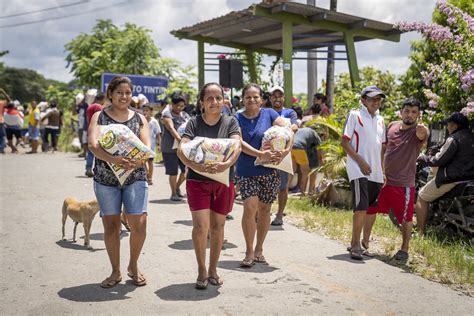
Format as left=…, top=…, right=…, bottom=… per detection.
left=364, top=98, right=428, bottom=261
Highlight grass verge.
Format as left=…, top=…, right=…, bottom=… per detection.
left=285, top=197, right=474, bottom=296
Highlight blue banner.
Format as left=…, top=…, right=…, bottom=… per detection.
left=101, top=73, right=168, bottom=103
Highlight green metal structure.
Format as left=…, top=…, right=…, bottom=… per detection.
left=172, top=2, right=402, bottom=105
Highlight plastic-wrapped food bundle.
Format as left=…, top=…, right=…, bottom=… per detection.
left=98, top=124, right=155, bottom=185
left=180, top=137, right=239, bottom=186
left=255, top=125, right=293, bottom=174
left=172, top=121, right=189, bottom=149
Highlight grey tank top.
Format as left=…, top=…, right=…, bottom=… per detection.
left=93, top=110, right=147, bottom=186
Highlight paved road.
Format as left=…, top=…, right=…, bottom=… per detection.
left=0, top=152, right=472, bottom=315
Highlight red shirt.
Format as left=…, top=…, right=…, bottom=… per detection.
left=86, top=103, right=103, bottom=127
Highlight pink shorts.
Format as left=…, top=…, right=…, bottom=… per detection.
left=186, top=180, right=234, bottom=215
left=367, top=185, right=415, bottom=224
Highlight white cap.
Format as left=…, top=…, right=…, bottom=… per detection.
left=138, top=93, right=149, bottom=106
left=75, top=93, right=84, bottom=105
left=269, top=85, right=284, bottom=94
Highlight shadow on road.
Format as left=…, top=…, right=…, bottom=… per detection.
left=173, top=220, right=193, bottom=226
left=168, top=239, right=238, bottom=251
left=74, top=175, right=90, bottom=179
left=58, top=282, right=137, bottom=302
left=326, top=253, right=366, bottom=264
left=55, top=240, right=105, bottom=252
left=218, top=260, right=279, bottom=273
left=269, top=225, right=284, bottom=231
left=87, top=231, right=129, bottom=241
left=149, top=199, right=186, bottom=205
left=155, top=283, right=219, bottom=301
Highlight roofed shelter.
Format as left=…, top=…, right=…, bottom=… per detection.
left=171, top=1, right=402, bottom=105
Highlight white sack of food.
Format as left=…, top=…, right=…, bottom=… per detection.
left=180, top=137, right=239, bottom=186
left=254, top=125, right=293, bottom=175
left=98, top=124, right=155, bottom=185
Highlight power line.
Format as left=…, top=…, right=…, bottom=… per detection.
left=0, top=1, right=130, bottom=29
left=0, top=1, right=90, bottom=19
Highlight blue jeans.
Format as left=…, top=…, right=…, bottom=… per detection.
left=93, top=180, right=148, bottom=217
left=0, top=123, right=5, bottom=152
left=86, top=150, right=94, bottom=170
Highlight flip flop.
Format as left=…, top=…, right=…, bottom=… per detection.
left=195, top=278, right=208, bottom=290
left=240, top=258, right=255, bottom=268
left=254, top=255, right=267, bottom=264
left=208, top=276, right=223, bottom=286
left=127, top=272, right=147, bottom=286
left=100, top=276, right=122, bottom=288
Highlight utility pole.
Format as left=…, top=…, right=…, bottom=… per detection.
left=307, top=0, right=317, bottom=108
left=325, top=0, right=337, bottom=111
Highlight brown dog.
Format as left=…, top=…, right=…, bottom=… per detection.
left=61, top=198, right=100, bottom=249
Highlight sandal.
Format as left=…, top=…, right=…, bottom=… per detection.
left=208, top=276, right=223, bottom=286
left=361, top=241, right=375, bottom=257
left=100, top=276, right=122, bottom=288
left=240, top=258, right=255, bottom=268
left=254, top=255, right=267, bottom=264
left=195, top=278, right=208, bottom=290
left=127, top=272, right=147, bottom=286
left=350, top=248, right=363, bottom=260
left=392, top=250, right=409, bottom=261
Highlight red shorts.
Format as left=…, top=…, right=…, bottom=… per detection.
left=367, top=185, right=415, bottom=224
left=186, top=180, right=234, bottom=215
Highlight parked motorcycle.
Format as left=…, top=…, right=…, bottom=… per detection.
left=414, top=153, right=474, bottom=236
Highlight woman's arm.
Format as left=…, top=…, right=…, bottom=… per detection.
left=162, top=117, right=181, bottom=142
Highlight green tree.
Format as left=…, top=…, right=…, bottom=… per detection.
left=65, top=19, right=196, bottom=102
left=0, top=66, right=66, bottom=102
left=399, top=0, right=473, bottom=122
left=332, top=67, right=405, bottom=124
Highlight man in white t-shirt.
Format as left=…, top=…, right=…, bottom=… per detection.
left=341, top=86, right=386, bottom=260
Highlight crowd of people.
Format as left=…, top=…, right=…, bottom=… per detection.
left=2, top=76, right=472, bottom=290
left=0, top=89, right=64, bottom=155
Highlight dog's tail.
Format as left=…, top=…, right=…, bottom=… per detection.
left=61, top=199, right=70, bottom=239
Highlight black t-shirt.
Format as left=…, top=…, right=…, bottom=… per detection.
left=183, top=115, right=240, bottom=182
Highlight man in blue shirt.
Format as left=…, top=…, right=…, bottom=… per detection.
left=269, top=86, right=298, bottom=226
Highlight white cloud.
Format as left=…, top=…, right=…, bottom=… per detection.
left=0, top=0, right=437, bottom=95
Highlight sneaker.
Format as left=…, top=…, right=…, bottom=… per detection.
left=226, top=214, right=234, bottom=220
left=85, top=169, right=94, bottom=178
left=176, top=188, right=185, bottom=198
left=271, top=217, right=283, bottom=226
left=170, top=195, right=183, bottom=202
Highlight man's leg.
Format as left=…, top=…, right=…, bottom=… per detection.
left=351, top=211, right=366, bottom=251
left=298, top=164, right=310, bottom=195
left=362, top=214, right=376, bottom=247
left=414, top=198, right=428, bottom=236
left=401, top=221, right=413, bottom=252
left=0, top=123, right=5, bottom=153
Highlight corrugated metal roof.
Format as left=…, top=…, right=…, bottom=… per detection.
left=171, top=2, right=402, bottom=54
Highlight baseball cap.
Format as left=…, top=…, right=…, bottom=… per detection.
left=442, top=112, right=469, bottom=128
left=269, top=85, right=284, bottom=94
left=361, top=85, right=386, bottom=98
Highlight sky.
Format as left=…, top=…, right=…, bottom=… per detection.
left=0, top=0, right=436, bottom=94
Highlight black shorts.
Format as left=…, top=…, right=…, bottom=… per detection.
left=6, top=128, right=21, bottom=140
left=162, top=152, right=185, bottom=176
left=350, top=178, right=382, bottom=211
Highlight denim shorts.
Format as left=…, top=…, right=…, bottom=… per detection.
left=93, top=180, right=148, bottom=216
left=28, top=125, right=40, bottom=140
left=279, top=170, right=289, bottom=190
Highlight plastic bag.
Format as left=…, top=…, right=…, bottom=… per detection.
left=255, top=126, right=293, bottom=175
left=98, top=124, right=155, bottom=185
left=180, top=137, right=239, bottom=186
